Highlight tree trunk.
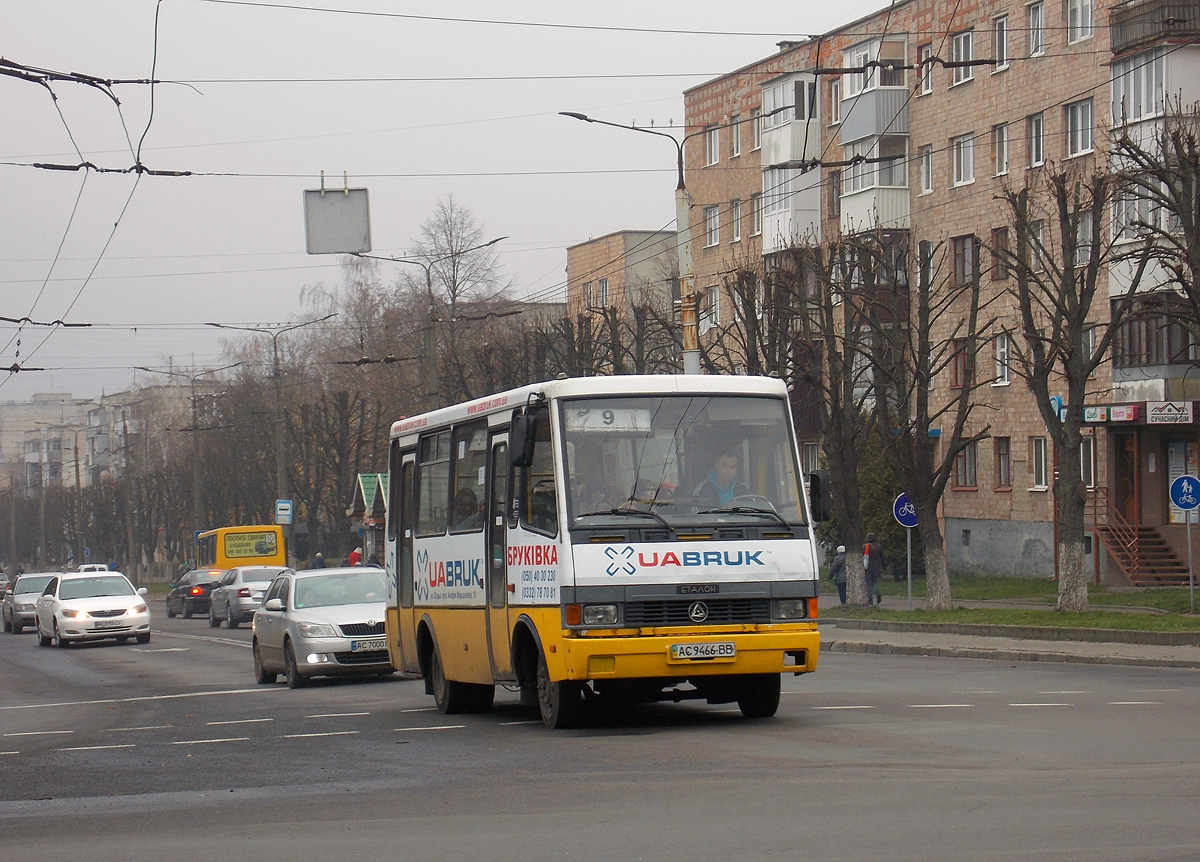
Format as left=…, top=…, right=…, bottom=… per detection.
left=922, top=532, right=952, bottom=610
left=1056, top=477, right=1090, bottom=612
left=846, top=552, right=870, bottom=606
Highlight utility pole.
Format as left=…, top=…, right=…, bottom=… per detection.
left=205, top=318, right=335, bottom=566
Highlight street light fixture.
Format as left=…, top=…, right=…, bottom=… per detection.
left=357, top=235, right=506, bottom=411
left=134, top=362, right=244, bottom=545
left=205, top=315, right=336, bottom=565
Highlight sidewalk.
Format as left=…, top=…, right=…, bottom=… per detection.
left=819, top=596, right=1200, bottom=669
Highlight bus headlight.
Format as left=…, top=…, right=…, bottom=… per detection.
left=774, top=599, right=808, bottom=621
left=582, top=604, right=618, bottom=626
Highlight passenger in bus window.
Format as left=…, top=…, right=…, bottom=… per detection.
left=452, top=487, right=484, bottom=531
left=692, top=450, right=752, bottom=506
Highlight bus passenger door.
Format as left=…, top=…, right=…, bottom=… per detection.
left=394, top=451, right=419, bottom=674
left=485, top=435, right=513, bottom=679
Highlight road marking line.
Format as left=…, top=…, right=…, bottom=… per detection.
left=207, top=718, right=274, bottom=726
left=1040, top=690, right=1087, bottom=694
left=1109, top=700, right=1160, bottom=705
left=113, top=725, right=173, bottom=732
left=399, top=707, right=438, bottom=713
left=152, top=631, right=252, bottom=649
left=55, top=744, right=136, bottom=752
left=393, top=725, right=465, bottom=732
left=0, top=751, right=17, bottom=756
left=810, top=705, right=875, bottom=710
left=1009, top=702, right=1071, bottom=707
left=282, top=731, right=360, bottom=738
left=911, top=703, right=974, bottom=709
left=499, top=720, right=542, bottom=726
left=169, top=737, right=250, bottom=745
left=4, top=730, right=73, bottom=737
left=305, top=712, right=370, bottom=718
left=0, top=688, right=285, bottom=712
left=133, top=648, right=190, bottom=653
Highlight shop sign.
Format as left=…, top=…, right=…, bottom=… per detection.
left=1083, top=406, right=1107, bottom=423
left=1110, top=405, right=1138, bottom=422
left=1147, top=401, right=1194, bottom=425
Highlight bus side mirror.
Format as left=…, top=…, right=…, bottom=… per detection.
left=808, top=469, right=832, bottom=522
left=510, top=413, right=537, bottom=468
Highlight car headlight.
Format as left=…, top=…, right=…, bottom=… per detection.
left=297, top=622, right=338, bottom=638
left=18, top=602, right=34, bottom=612
left=62, top=608, right=88, bottom=619
left=774, top=599, right=809, bottom=620
left=582, top=604, right=618, bottom=626
left=130, top=603, right=148, bottom=614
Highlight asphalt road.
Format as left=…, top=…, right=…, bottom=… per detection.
left=2, top=604, right=1199, bottom=862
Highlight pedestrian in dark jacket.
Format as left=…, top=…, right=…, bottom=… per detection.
left=828, top=545, right=848, bottom=605
left=864, top=533, right=885, bottom=605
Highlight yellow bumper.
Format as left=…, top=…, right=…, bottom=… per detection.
left=547, top=626, right=819, bottom=681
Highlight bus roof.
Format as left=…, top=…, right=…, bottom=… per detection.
left=390, top=374, right=789, bottom=438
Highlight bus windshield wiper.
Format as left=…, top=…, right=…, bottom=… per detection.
left=579, top=507, right=674, bottom=531
left=697, top=506, right=796, bottom=531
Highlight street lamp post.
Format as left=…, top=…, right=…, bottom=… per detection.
left=560, top=112, right=709, bottom=374
left=356, top=236, right=506, bottom=412
left=205, top=317, right=335, bottom=566
left=135, top=362, right=243, bottom=547
left=37, top=422, right=85, bottom=567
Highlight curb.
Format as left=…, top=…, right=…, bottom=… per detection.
left=820, top=617, right=1200, bottom=647
left=820, top=637, right=1200, bottom=669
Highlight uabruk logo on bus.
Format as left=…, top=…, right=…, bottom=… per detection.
left=413, top=549, right=482, bottom=601
left=604, top=546, right=766, bottom=577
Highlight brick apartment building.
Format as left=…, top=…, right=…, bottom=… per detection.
left=675, top=0, right=1200, bottom=581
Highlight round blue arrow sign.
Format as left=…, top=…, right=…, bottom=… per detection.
left=893, top=492, right=918, bottom=528
left=1170, top=475, right=1200, bottom=511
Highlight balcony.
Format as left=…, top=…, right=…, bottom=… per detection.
left=760, top=118, right=822, bottom=170
left=838, top=88, right=909, bottom=144
left=1111, top=0, right=1200, bottom=55
left=841, top=186, right=910, bottom=233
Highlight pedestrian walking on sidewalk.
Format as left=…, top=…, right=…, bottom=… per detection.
left=828, top=545, right=848, bottom=605
left=864, top=533, right=885, bottom=605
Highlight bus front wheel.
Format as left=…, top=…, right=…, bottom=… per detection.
left=736, top=674, right=781, bottom=719
left=431, top=644, right=475, bottom=714
left=536, top=649, right=582, bottom=729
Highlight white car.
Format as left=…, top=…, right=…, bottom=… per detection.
left=35, top=571, right=151, bottom=647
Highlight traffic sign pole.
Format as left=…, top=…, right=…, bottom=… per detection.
left=893, top=493, right=918, bottom=611
left=1168, top=475, right=1198, bottom=613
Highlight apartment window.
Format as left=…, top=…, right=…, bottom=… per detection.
left=950, top=337, right=973, bottom=388
left=762, top=81, right=794, bottom=129
left=1082, top=325, right=1097, bottom=375
left=1075, top=210, right=1095, bottom=266
left=992, top=123, right=1009, bottom=175
left=1066, top=99, right=1093, bottom=157
left=1068, top=0, right=1094, bottom=43
left=994, top=16, right=1009, bottom=70
left=991, top=226, right=1010, bottom=280
left=802, top=442, right=820, bottom=474
left=582, top=281, right=592, bottom=307
left=878, top=138, right=907, bottom=186
left=731, top=199, right=742, bottom=242
left=952, top=30, right=974, bottom=85
left=794, top=79, right=818, bottom=119
left=751, top=193, right=763, bottom=235
left=995, top=437, right=1012, bottom=488
left=951, top=133, right=975, bottom=186
left=764, top=166, right=795, bottom=213
left=953, top=441, right=978, bottom=488
left=699, top=285, right=722, bottom=333
left=1112, top=50, right=1165, bottom=124
left=730, top=113, right=741, bottom=157
left=829, top=79, right=841, bottom=124
left=828, top=171, right=842, bottom=218
left=1028, top=3, right=1045, bottom=56
left=879, top=41, right=906, bottom=87
left=751, top=107, right=762, bottom=149
left=1028, top=112, right=1045, bottom=166
left=844, top=139, right=875, bottom=193
left=704, top=205, right=720, bottom=246
left=952, top=234, right=977, bottom=286
left=1029, top=220, right=1045, bottom=270
left=919, top=145, right=933, bottom=194
left=994, top=331, right=1011, bottom=384
left=1031, top=436, right=1048, bottom=489
left=919, top=43, right=933, bottom=94
left=705, top=127, right=720, bottom=166
left=1080, top=436, right=1095, bottom=488
left=596, top=277, right=609, bottom=307
left=845, top=45, right=873, bottom=97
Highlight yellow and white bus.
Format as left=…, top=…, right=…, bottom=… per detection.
left=384, top=375, right=821, bottom=728
left=196, top=525, right=286, bottom=570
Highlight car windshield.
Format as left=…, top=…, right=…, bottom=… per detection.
left=13, top=575, right=55, bottom=596
left=561, top=394, right=805, bottom=527
left=59, top=576, right=135, bottom=600
left=240, top=568, right=283, bottom=583
left=293, top=571, right=386, bottom=610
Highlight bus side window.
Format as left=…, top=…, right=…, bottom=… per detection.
left=518, top=405, right=557, bottom=536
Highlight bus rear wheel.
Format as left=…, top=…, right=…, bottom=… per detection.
left=736, top=674, right=781, bottom=719
left=536, top=649, right=582, bottom=729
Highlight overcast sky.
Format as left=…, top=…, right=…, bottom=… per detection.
left=2, top=0, right=888, bottom=403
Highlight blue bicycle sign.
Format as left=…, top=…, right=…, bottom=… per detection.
left=893, top=493, right=918, bottom=528
left=1170, top=475, right=1200, bottom=511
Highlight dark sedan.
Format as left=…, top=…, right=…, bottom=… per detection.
left=166, top=569, right=225, bottom=619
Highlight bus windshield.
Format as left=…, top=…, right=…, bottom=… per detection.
left=561, top=394, right=804, bottom=526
